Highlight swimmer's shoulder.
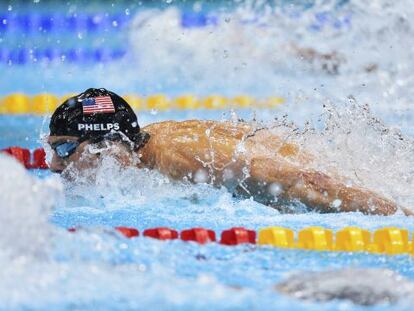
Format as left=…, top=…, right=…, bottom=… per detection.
left=139, top=120, right=217, bottom=169
left=143, top=119, right=211, bottom=134
left=142, top=119, right=252, bottom=138
left=140, top=120, right=217, bottom=158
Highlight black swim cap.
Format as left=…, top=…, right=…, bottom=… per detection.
left=49, top=88, right=149, bottom=150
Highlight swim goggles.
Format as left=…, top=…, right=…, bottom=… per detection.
left=49, top=135, right=99, bottom=159
left=50, top=133, right=126, bottom=159
left=50, top=140, right=81, bottom=159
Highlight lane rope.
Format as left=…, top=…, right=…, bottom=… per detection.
left=1, top=146, right=48, bottom=169
left=0, top=94, right=285, bottom=114
left=71, top=226, right=414, bottom=256
left=0, top=48, right=126, bottom=65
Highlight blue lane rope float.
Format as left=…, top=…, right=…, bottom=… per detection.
left=0, top=13, right=131, bottom=33
left=0, top=11, right=352, bottom=34
left=0, top=48, right=127, bottom=65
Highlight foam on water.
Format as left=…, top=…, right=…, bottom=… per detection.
left=59, top=151, right=275, bottom=226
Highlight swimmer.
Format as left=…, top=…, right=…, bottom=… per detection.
left=48, top=88, right=410, bottom=216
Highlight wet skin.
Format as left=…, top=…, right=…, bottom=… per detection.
left=48, top=120, right=407, bottom=216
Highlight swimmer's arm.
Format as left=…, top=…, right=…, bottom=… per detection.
left=249, top=158, right=400, bottom=215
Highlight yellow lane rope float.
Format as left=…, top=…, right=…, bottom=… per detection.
left=258, top=226, right=411, bottom=255
left=0, top=93, right=286, bottom=114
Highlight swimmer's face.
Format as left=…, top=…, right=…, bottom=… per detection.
left=47, top=135, right=99, bottom=174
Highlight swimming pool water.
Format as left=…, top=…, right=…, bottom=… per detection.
left=2, top=0, right=414, bottom=310
left=1, top=110, right=414, bottom=310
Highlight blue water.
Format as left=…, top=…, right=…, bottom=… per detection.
left=2, top=1, right=414, bottom=310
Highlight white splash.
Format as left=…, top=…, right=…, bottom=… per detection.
left=0, top=154, right=62, bottom=259
left=127, top=0, right=414, bottom=105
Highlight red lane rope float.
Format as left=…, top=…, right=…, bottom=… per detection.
left=1, top=147, right=30, bottom=167
left=144, top=227, right=179, bottom=240
left=181, top=228, right=216, bottom=244
left=31, top=148, right=48, bottom=169
left=115, top=226, right=140, bottom=238
left=0, top=146, right=48, bottom=169
left=220, top=227, right=256, bottom=245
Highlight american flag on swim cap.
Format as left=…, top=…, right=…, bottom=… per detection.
left=82, top=96, right=115, bottom=115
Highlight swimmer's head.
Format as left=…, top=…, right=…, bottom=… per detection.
left=48, top=88, right=149, bottom=174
